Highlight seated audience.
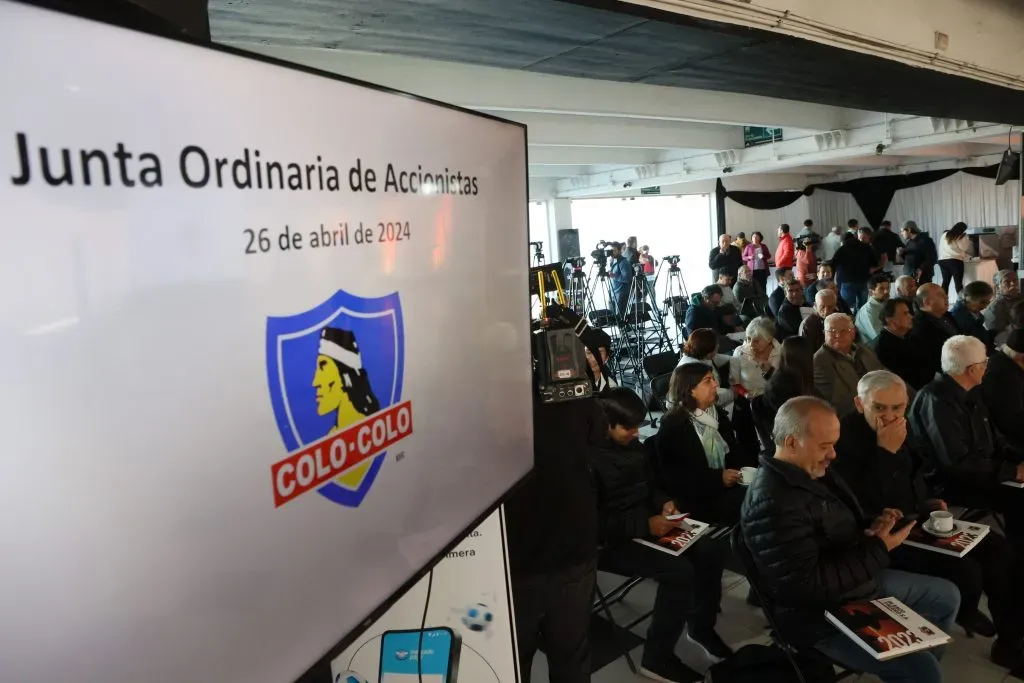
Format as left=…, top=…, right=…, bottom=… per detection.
left=872, top=298, right=934, bottom=391
left=768, top=267, right=792, bottom=317
left=909, top=336, right=1024, bottom=534
left=983, top=269, right=1022, bottom=344
left=731, top=317, right=781, bottom=398
left=585, top=329, right=617, bottom=394
left=804, top=263, right=833, bottom=306
left=911, top=283, right=958, bottom=379
left=799, top=288, right=837, bottom=352
left=835, top=371, right=1024, bottom=666
left=813, top=312, right=884, bottom=417
left=716, top=269, right=738, bottom=309
left=981, top=329, right=1024, bottom=454
left=591, top=389, right=731, bottom=681
left=677, top=328, right=734, bottom=409
left=775, top=278, right=808, bottom=340
left=950, top=280, right=995, bottom=354
left=896, top=274, right=918, bottom=302
left=741, top=396, right=960, bottom=683
left=765, top=336, right=819, bottom=412
left=685, top=285, right=730, bottom=337
left=733, top=265, right=767, bottom=316
left=854, top=272, right=891, bottom=342
left=653, top=364, right=753, bottom=527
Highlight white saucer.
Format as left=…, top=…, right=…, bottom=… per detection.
left=922, top=520, right=958, bottom=538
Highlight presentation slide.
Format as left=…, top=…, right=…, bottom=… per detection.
left=0, top=4, right=532, bottom=683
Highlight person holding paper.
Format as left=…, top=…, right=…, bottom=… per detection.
left=590, top=388, right=730, bottom=682
left=741, top=396, right=960, bottom=683
left=835, top=371, right=1024, bottom=668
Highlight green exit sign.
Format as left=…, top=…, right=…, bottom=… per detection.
left=743, top=126, right=783, bottom=147
left=640, top=186, right=661, bottom=195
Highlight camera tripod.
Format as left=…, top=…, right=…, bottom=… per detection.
left=617, top=266, right=673, bottom=386
left=655, top=259, right=690, bottom=346
left=530, top=241, right=545, bottom=266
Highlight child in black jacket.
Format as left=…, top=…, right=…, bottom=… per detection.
left=591, top=388, right=731, bottom=681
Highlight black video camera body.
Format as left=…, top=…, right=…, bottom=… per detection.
left=665, top=255, right=681, bottom=266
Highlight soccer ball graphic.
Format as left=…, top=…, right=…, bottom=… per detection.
left=461, top=602, right=495, bottom=632
left=334, top=672, right=368, bottom=683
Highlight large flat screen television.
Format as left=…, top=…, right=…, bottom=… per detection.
left=0, top=3, right=533, bottom=682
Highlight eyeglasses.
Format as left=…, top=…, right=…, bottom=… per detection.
left=825, top=327, right=854, bottom=334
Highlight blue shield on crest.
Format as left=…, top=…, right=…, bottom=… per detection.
left=266, top=290, right=405, bottom=507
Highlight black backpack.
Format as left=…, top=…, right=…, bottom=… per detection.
left=704, top=644, right=836, bottom=682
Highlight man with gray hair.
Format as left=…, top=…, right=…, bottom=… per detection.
left=895, top=275, right=918, bottom=302
left=799, top=288, right=837, bottom=351
left=741, top=396, right=959, bottom=682
left=983, top=269, right=1022, bottom=344
left=909, top=335, right=1024, bottom=534
left=837, top=371, right=1024, bottom=664
left=813, top=312, right=884, bottom=417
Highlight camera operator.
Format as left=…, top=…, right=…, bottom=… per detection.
left=609, top=242, right=634, bottom=316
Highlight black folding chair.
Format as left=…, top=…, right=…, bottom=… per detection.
left=730, top=527, right=860, bottom=682
left=591, top=574, right=650, bottom=674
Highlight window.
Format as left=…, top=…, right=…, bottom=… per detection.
left=569, top=195, right=714, bottom=304
left=528, top=202, right=549, bottom=265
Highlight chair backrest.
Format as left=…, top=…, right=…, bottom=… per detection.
left=730, top=526, right=795, bottom=648
left=643, top=350, right=680, bottom=379
left=749, top=394, right=777, bottom=456
left=650, top=373, right=672, bottom=402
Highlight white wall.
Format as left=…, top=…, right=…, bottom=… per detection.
left=723, top=196, right=811, bottom=255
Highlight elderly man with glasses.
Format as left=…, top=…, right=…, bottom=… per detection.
left=909, top=335, right=1024, bottom=537
left=984, top=269, right=1023, bottom=345
left=813, top=312, right=884, bottom=417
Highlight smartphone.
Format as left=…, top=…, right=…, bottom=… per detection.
left=379, top=627, right=461, bottom=683
left=891, top=514, right=918, bottom=533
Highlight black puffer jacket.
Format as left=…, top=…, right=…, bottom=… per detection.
left=589, top=438, right=671, bottom=546
left=740, top=455, right=889, bottom=646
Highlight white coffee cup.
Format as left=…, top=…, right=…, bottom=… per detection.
left=929, top=510, right=954, bottom=533
left=740, top=467, right=757, bottom=485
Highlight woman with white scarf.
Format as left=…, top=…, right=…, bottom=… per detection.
left=731, top=316, right=782, bottom=398
left=650, top=363, right=755, bottom=526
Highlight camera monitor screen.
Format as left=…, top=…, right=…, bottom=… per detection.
left=0, top=3, right=532, bottom=683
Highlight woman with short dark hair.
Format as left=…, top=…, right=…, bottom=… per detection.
left=764, top=336, right=819, bottom=412
left=677, top=328, right=734, bottom=409
left=651, top=364, right=753, bottom=525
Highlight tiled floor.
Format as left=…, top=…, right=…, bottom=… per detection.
left=528, top=570, right=1020, bottom=682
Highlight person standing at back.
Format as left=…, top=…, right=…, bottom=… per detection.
left=822, top=225, right=844, bottom=262
left=709, top=233, right=743, bottom=280
left=873, top=220, right=904, bottom=276
left=774, top=224, right=795, bottom=270
left=742, top=232, right=772, bottom=293
left=937, top=222, right=972, bottom=296
left=830, top=229, right=877, bottom=312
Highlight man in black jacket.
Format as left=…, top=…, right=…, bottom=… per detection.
left=774, top=278, right=807, bottom=340
left=708, top=233, right=743, bottom=281
left=506, top=395, right=604, bottom=683
left=909, top=335, right=1024, bottom=534
left=592, top=388, right=729, bottom=682
left=981, top=329, right=1024, bottom=453
left=767, top=267, right=792, bottom=317
left=911, top=283, right=959, bottom=379
left=836, top=371, right=1024, bottom=667
left=870, top=298, right=935, bottom=391
left=741, top=396, right=959, bottom=683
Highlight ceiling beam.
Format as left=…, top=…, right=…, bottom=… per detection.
left=556, top=119, right=1011, bottom=197
left=528, top=146, right=665, bottom=166
left=231, top=43, right=852, bottom=131
left=503, top=112, right=739, bottom=149
left=529, top=165, right=590, bottom=177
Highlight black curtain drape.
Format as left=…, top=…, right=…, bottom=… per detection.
left=720, top=163, right=1004, bottom=229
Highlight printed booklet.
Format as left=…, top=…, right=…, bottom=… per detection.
left=825, top=597, right=950, bottom=660
left=633, top=518, right=709, bottom=556
left=904, top=520, right=989, bottom=558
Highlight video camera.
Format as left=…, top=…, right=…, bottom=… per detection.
left=529, top=264, right=604, bottom=404
left=590, top=240, right=615, bottom=261
left=664, top=255, right=681, bottom=266
left=564, top=256, right=586, bottom=269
